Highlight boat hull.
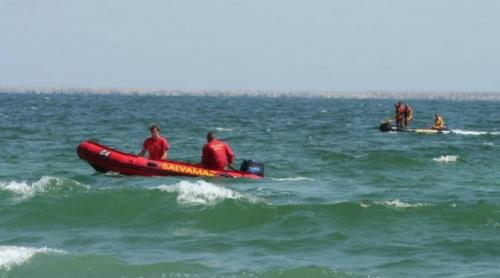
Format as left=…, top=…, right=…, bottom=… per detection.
left=76, top=140, right=263, bottom=179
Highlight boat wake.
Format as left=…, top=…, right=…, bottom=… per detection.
left=451, top=129, right=500, bottom=136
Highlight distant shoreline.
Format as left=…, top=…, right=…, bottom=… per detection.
left=1, top=86, right=500, bottom=100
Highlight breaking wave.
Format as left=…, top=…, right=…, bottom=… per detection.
left=360, top=199, right=433, bottom=209
left=154, top=180, right=259, bottom=205
left=0, top=176, right=89, bottom=198
left=0, top=245, right=65, bottom=271
left=433, top=155, right=458, bottom=163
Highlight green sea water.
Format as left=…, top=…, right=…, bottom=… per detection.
left=1, top=92, right=500, bottom=277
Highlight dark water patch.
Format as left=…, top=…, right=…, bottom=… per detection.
left=357, top=150, right=429, bottom=169
left=317, top=149, right=353, bottom=163
left=247, top=266, right=367, bottom=278
left=439, top=201, right=500, bottom=227
left=435, top=239, right=500, bottom=258
left=375, top=258, right=428, bottom=277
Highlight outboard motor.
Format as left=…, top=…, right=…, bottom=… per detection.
left=240, top=159, right=264, bottom=177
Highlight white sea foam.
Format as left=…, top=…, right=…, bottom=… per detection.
left=452, top=130, right=487, bottom=135
left=363, top=199, right=431, bottom=209
left=452, top=130, right=486, bottom=135
left=101, top=171, right=124, bottom=176
left=0, top=176, right=89, bottom=197
left=452, top=129, right=500, bottom=136
left=382, top=199, right=431, bottom=208
left=271, top=177, right=314, bottom=182
left=482, top=142, right=495, bottom=146
left=156, top=180, right=256, bottom=205
left=433, top=155, right=458, bottom=163
left=3, top=86, right=500, bottom=101
left=0, top=180, right=32, bottom=195
left=0, top=245, right=65, bottom=271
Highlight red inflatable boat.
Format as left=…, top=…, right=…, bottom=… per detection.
left=77, top=140, right=264, bottom=180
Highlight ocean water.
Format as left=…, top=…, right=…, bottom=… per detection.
left=1, top=91, right=500, bottom=278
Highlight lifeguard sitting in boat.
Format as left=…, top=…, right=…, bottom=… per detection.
left=201, top=131, right=234, bottom=170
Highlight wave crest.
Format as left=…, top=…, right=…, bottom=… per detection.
left=361, top=199, right=432, bottom=209
left=0, top=245, right=65, bottom=271
left=433, top=155, right=458, bottom=163
left=0, top=176, right=89, bottom=197
left=155, top=180, right=256, bottom=205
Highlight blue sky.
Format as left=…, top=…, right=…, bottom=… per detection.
left=1, top=0, right=499, bottom=91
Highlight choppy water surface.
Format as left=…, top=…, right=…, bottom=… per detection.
left=1, top=92, right=500, bottom=277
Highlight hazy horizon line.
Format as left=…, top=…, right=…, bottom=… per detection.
left=1, top=86, right=500, bottom=100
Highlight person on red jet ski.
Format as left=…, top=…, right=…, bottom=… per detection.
left=201, top=131, right=234, bottom=170
left=395, top=101, right=405, bottom=128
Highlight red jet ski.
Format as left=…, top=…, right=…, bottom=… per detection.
left=77, top=140, right=264, bottom=179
